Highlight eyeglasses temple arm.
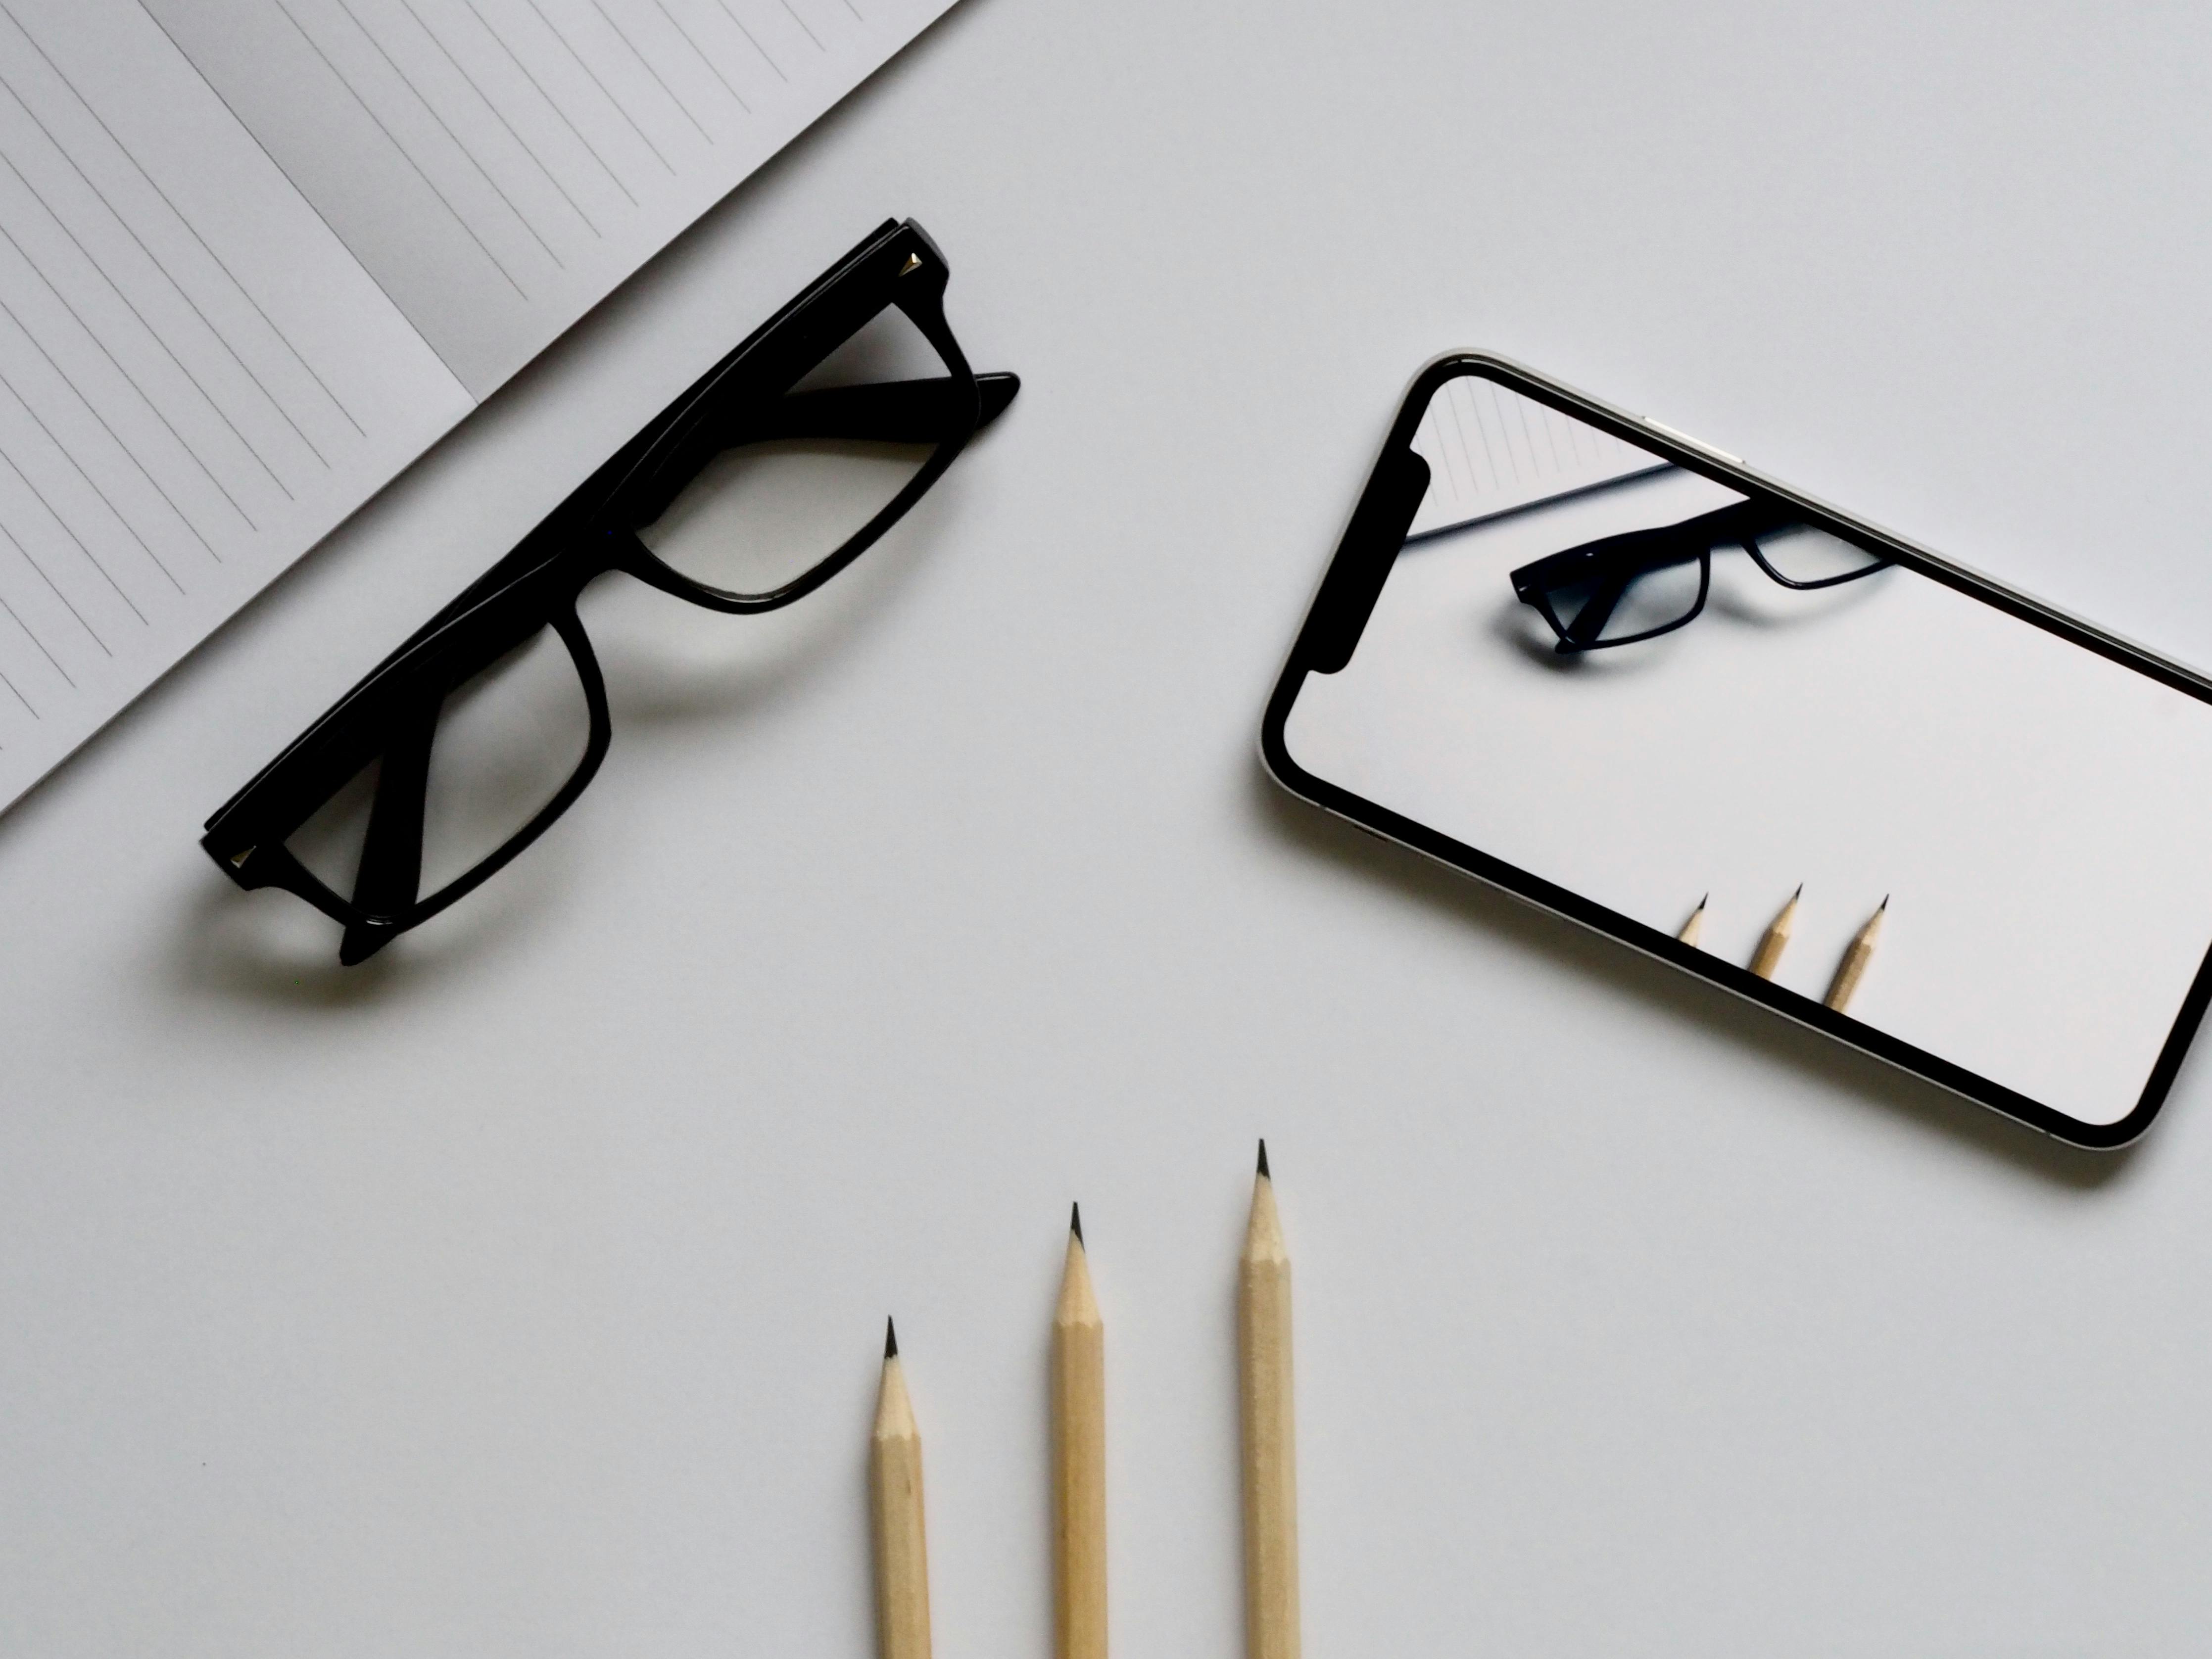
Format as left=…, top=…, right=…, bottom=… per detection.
left=1560, top=571, right=1633, bottom=649
left=339, top=704, right=437, bottom=964
left=717, top=371, right=1018, bottom=446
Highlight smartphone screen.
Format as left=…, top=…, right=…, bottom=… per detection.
left=1264, top=356, right=2212, bottom=1143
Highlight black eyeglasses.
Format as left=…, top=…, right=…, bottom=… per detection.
left=1510, top=496, right=1888, bottom=653
left=202, top=219, right=1017, bottom=964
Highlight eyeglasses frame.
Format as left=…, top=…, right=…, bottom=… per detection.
left=1509, top=496, right=1890, bottom=653
left=201, top=218, right=1006, bottom=963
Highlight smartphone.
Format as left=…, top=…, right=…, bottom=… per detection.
left=1261, top=354, right=2212, bottom=1146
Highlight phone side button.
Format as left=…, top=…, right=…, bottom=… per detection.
left=1640, top=416, right=1743, bottom=468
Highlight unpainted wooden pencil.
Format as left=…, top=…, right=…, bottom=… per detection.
left=1053, top=1205, right=1107, bottom=1659
left=1240, top=1141, right=1299, bottom=1659
left=1749, top=885, right=1802, bottom=980
left=1678, top=894, right=1708, bottom=948
left=871, top=1319, right=931, bottom=1659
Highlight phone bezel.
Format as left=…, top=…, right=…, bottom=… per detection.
left=1259, top=351, right=2212, bottom=1148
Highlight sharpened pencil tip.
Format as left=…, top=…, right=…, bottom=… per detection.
left=1697, top=893, right=1708, bottom=909
left=1878, top=894, right=1889, bottom=911
left=884, top=1317, right=897, bottom=1360
left=1793, top=882, right=1804, bottom=900
left=1070, top=1201, right=1083, bottom=1243
left=1256, top=1138, right=1271, bottom=1180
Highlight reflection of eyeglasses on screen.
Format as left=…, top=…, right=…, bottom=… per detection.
left=200, top=219, right=1017, bottom=965
left=1509, top=497, right=1890, bottom=654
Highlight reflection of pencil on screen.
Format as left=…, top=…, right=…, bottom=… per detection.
left=1749, top=885, right=1801, bottom=979
left=1824, top=897, right=1888, bottom=1012
left=1678, top=895, right=1708, bottom=948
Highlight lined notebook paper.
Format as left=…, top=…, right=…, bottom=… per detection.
left=1406, top=375, right=1665, bottom=540
left=0, top=0, right=957, bottom=811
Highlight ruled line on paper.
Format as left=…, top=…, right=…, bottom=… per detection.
left=240, top=0, right=802, bottom=307
left=0, top=551, right=76, bottom=685
left=0, top=427, right=146, bottom=630
left=774, top=0, right=821, bottom=51
left=0, top=286, right=219, bottom=562
left=1, top=5, right=367, bottom=442
left=0, top=359, right=184, bottom=594
left=0, top=0, right=432, bottom=762
left=517, top=0, right=678, bottom=174
left=0, top=516, right=107, bottom=660
left=274, top=0, right=534, bottom=297
left=0, top=50, right=333, bottom=470
left=0, top=140, right=296, bottom=501
left=464, top=0, right=640, bottom=202
left=1408, top=375, right=1670, bottom=540
left=399, top=0, right=606, bottom=236
left=331, top=0, right=569, bottom=267
left=0, top=212, right=258, bottom=531
left=144, top=0, right=934, bottom=394
left=756, top=0, right=807, bottom=64
left=589, top=0, right=718, bottom=140
left=0, top=0, right=955, bottom=805
left=648, top=0, right=751, bottom=116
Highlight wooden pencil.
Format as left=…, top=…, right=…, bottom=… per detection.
left=871, top=1319, right=931, bottom=1659
left=1823, top=897, right=1888, bottom=1012
left=1240, top=1141, right=1299, bottom=1659
left=1053, top=1205, right=1107, bottom=1659
left=1677, top=894, right=1708, bottom=948
left=1749, top=884, right=1802, bottom=980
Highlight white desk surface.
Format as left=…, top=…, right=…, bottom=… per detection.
left=8, top=2, right=2212, bottom=1652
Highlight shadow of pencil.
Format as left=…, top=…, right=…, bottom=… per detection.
left=1247, top=758, right=2145, bottom=1191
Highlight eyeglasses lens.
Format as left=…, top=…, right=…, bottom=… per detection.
left=285, top=625, right=596, bottom=907
left=1748, top=524, right=1888, bottom=587
left=635, top=305, right=953, bottom=600
left=1547, top=552, right=1705, bottom=646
